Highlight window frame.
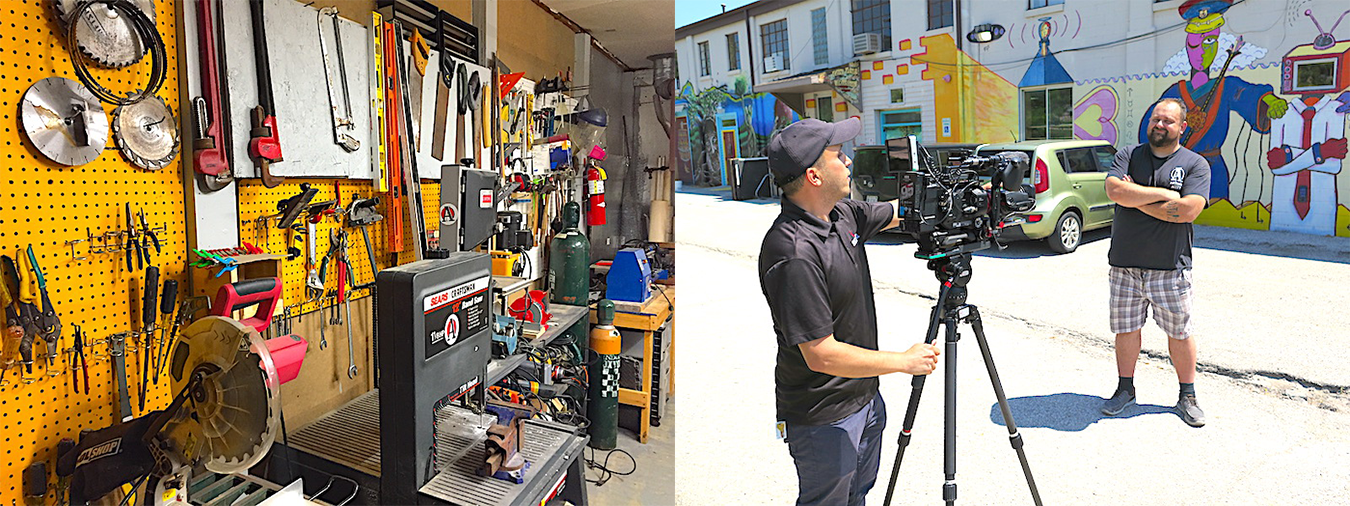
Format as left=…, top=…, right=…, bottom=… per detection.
left=726, top=33, right=741, bottom=72
left=811, top=8, right=829, bottom=66
left=1029, top=0, right=1065, bottom=9
left=816, top=96, right=834, bottom=122
left=760, top=19, right=790, bottom=73
left=851, top=0, right=891, bottom=50
left=879, top=108, right=924, bottom=143
left=1021, top=85, right=1074, bottom=141
left=927, top=0, right=953, bottom=30
left=697, top=41, right=711, bottom=77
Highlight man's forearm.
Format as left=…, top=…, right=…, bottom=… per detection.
left=1107, top=177, right=1180, bottom=208
left=800, top=336, right=929, bottom=378
left=1138, top=195, right=1205, bottom=223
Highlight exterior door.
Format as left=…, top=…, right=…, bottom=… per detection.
left=717, top=115, right=740, bottom=186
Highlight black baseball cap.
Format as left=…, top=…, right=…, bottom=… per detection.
left=768, top=117, right=861, bottom=186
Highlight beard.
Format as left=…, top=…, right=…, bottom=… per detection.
left=1148, top=127, right=1175, bottom=148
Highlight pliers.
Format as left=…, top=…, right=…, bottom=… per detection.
left=3, top=254, right=40, bottom=375
left=138, top=208, right=160, bottom=259
left=26, top=245, right=62, bottom=374
left=71, top=325, right=87, bottom=394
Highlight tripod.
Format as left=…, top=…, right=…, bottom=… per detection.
left=882, top=253, right=1043, bottom=506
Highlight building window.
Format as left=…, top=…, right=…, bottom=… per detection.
left=726, top=33, right=741, bottom=71
left=852, top=0, right=891, bottom=49
left=811, top=8, right=828, bottom=65
left=697, top=41, right=710, bottom=76
left=880, top=108, right=923, bottom=142
left=927, top=0, right=953, bottom=30
left=1022, top=87, right=1073, bottom=140
left=761, top=19, right=789, bottom=72
left=890, top=88, right=904, bottom=103
left=1029, top=0, right=1064, bottom=9
left=816, top=96, right=834, bottom=122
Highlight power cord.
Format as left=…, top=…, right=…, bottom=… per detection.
left=584, top=447, right=636, bottom=487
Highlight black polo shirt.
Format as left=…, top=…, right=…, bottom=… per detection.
left=759, top=197, right=895, bottom=425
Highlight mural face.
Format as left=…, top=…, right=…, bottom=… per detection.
left=675, top=77, right=799, bottom=186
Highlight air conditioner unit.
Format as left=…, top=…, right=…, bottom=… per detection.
left=853, top=32, right=882, bottom=55
left=763, top=54, right=784, bottom=73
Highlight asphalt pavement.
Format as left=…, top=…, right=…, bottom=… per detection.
left=673, top=188, right=1350, bottom=505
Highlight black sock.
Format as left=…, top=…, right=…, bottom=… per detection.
left=1179, top=382, right=1195, bottom=396
left=1117, top=377, right=1134, bottom=394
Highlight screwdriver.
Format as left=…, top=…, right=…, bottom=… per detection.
left=154, top=279, right=177, bottom=385
left=139, top=266, right=158, bottom=413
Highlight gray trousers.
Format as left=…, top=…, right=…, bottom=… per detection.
left=786, top=393, right=887, bottom=506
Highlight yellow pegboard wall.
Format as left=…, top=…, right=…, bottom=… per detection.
left=232, top=177, right=440, bottom=321
left=1, top=0, right=185, bottom=503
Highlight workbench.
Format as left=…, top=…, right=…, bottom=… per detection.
left=590, top=286, right=674, bottom=443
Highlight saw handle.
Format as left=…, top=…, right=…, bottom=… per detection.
left=211, top=278, right=282, bottom=334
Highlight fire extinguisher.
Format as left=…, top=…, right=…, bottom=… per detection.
left=587, top=164, right=607, bottom=226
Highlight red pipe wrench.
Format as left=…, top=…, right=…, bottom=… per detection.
left=192, top=0, right=233, bottom=192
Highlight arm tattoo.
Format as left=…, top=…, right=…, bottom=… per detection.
left=1164, top=201, right=1181, bottom=221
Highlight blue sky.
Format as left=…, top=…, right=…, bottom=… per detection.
left=676, top=0, right=758, bottom=29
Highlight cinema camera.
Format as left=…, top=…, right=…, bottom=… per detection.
left=887, top=135, right=1036, bottom=258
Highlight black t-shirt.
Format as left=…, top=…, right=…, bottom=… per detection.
left=1107, top=144, right=1211, bottom=270
left=759, top=197, right=895, bottom=425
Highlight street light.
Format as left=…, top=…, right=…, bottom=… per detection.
left=966, top=23, right=1006, bottom=44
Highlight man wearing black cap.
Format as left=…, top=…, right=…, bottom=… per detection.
left=759, top=117, right=942, bottom=506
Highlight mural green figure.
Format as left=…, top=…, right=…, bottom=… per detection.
left=677, top=77, right=799, bottom=186
left=1139, top=0, right=1289, bottom=201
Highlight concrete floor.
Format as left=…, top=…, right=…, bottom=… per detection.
left=584, top=398, right=677, bottom=505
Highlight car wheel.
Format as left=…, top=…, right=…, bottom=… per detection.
left=1048, top=211, right=1082, bottom=254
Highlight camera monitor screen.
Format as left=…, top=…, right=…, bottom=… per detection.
left=885, top=135, right=919, bottom=172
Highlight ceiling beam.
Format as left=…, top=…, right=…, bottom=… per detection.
left=530, top=0, right=638, bottom=72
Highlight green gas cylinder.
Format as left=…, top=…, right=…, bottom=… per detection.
left=549, top=202, right=589, bottom=306
left=549, top=202, right=591, bottom=360
left=588, top=299, right=620, bottom=449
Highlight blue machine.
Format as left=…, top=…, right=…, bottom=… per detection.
left=605, top=248, right=652, bottom=302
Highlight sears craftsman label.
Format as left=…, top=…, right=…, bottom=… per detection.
left=423, top=276, right=491, bottom=359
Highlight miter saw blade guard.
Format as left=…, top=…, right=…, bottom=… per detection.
left=163, top=316, right=282, bottom=474
left=56, top=317, right=284, bottom=503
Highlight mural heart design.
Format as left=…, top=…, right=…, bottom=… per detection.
left=1073, top=85, right=1119, bottom=144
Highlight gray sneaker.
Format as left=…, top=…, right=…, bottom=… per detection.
left=1101, top=389, right=1135, bottom=416
left=1177, top=394, right=1206, bottom=427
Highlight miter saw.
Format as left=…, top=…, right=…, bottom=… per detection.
left=56, top=316, right=305, bottom=505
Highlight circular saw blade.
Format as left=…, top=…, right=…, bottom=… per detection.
left=163, top=316, right=281, bottom=474
left=20, top=77, right=109, bottom=166
left=113, top=95, right=179, bottom=170
left=53, top=0, right=157, bottom=68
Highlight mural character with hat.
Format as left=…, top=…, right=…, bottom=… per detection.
left=1139, top=0, right=1289, bottom=201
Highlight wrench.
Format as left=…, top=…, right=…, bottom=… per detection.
left=337, top=248, right=357, bottom=379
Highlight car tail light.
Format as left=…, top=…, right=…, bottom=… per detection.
left=1026, top=214, right=1043, bottom=223
left=1033, top=158, right=1050, bottom=193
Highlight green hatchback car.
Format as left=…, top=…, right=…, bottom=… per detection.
left=976, top=140, right=1118, bottom=253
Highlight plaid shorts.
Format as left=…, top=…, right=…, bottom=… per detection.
left=1108, top=266, right=1193, bottom=339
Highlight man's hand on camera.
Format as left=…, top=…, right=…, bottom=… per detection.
left=901, top=343, right=941, bottom=375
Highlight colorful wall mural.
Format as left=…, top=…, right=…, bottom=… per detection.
left=675, top=77, right=800, bottom=186
left=895, top=1, right=1350, bottom=237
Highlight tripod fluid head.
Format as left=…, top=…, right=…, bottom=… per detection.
left=927, top=253, right=972, bottom=309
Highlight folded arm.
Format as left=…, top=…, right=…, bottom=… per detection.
left=1135, top=194, right=1207, bottom=223
left=1106, top=176, right=1181, bottom=208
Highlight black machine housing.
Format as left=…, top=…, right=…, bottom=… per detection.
left=377, top=253, right=493, bottom=503
left=888, top=135, right=1035, bottom=258
left=438, top=164, right=499, bottom=252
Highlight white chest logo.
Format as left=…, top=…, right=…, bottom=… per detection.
left=1168, top=167, right=1185, bottom=191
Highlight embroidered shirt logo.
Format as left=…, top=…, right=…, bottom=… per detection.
left=1168, top=167, right=1185, bottom=191
left=851, top=232, right=859, bottom=246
